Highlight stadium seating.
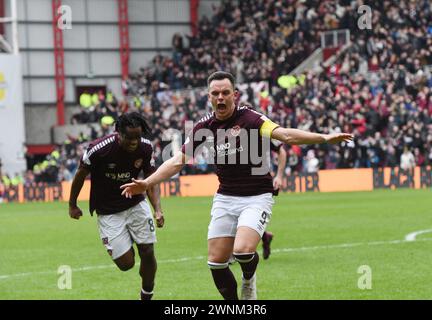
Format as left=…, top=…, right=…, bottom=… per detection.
left=8, top=0, right=432, bottom=183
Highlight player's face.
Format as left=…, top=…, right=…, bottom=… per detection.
left=208, top=78, right=237, bottom=120
left=119, top=126, right=142, bottom=153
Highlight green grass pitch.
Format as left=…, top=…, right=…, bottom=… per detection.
left=0, top=188, right=431, bottom=300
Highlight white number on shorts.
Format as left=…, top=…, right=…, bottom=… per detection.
left=148, top=219, right=155, bottom=232
left=259, top=211, right=268, bottom=226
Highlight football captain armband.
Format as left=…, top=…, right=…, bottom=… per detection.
left=259, top=119, right=280, bottom=138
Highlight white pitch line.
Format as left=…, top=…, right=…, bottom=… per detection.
left=1, top=238, right=431, bottom=281
left=405, top=229, right=432, bottom=242
left=272, top=237, right=432, bottom=253
left=0, top=255, right=206, bottom=280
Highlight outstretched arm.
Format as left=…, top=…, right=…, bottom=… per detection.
left=121, top=151, right=186, bottom=198
left=271, top=127, right=353, bottom=145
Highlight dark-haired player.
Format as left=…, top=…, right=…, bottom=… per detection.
left=120, top=71, right=353, bottom=300
left=68, top=112, right=164, bottom=300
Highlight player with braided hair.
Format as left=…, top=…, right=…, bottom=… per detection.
left=69, top=112, right=164, bottom=300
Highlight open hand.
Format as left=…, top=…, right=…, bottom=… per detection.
left=120, top=178, right=149, bottom=198
left=324, top=133, right=354, bottom=144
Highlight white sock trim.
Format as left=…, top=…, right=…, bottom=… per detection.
left=208, top=261, right=229, bottom=269
left=141, top=288, right=154, bottom=295
left=233, top=252, right=255, bottom=263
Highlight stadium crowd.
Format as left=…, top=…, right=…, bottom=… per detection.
left=2, top=0, right=431, bottom=184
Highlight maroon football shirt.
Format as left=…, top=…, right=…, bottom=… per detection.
left=182, top=106, right=278, bottom=196
left=80, top=133, right=155, bottom=215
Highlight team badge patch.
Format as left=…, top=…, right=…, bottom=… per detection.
left=102, top=237, right=109, bottom=245
left=134, top=158, right=143, bottom=168
left=230, top=125, right=241, bottom=137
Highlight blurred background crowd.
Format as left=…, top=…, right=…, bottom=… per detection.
left=2, top=0, right=431, bottom=186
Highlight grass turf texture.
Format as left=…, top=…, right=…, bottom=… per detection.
left=0, top=188, right=431, bottom=300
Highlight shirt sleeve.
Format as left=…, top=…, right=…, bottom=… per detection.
left=80, top=144, right=97, bottom=170
left=260, top=118, right=280, bottom=138
left=245, top=108, right=280, bottom=137
left=181, top=122, right=206, bottom=159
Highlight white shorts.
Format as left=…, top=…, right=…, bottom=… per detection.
left=208, top=193, right=274, bottom=240
left=97, top=200, right=156, bottom=260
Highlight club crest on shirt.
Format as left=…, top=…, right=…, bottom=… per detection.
left=230, top=125, right=241, bottom=137
left=134, top=158, right=143, bottom=168
left=107, top=163, right=116, bottom=169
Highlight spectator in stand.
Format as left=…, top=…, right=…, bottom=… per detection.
left=30, top=0, right=432, bottom=182
left=304, top=150, right=320, bottom=173
left=400, top=146, right=416, bottom=171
